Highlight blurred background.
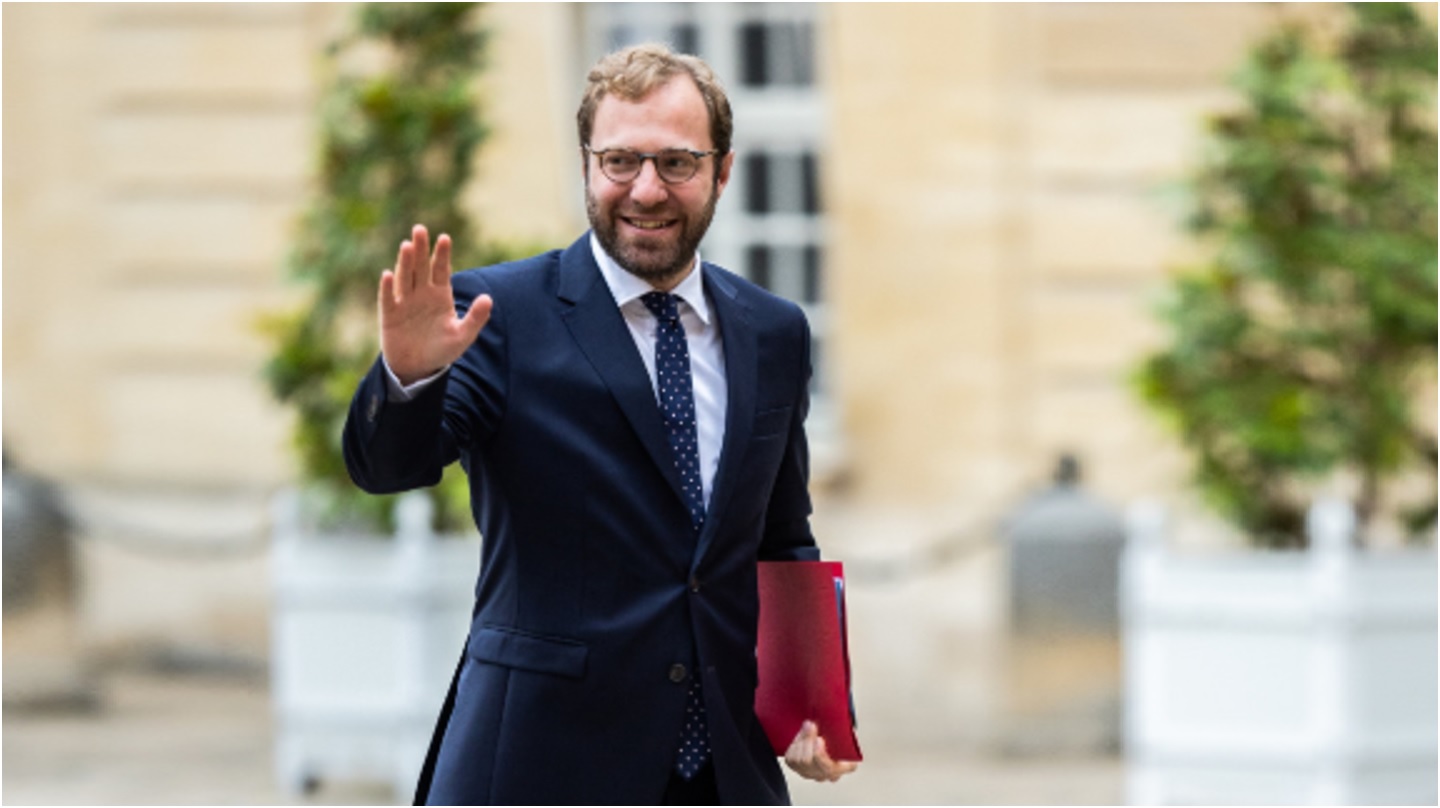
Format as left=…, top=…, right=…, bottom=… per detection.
left=4, top=3, right=1435, bottom=805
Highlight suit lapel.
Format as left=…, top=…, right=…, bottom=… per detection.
left=556, top=237, right=691, bottom=511
left=695, top=265, right=756, bottom=564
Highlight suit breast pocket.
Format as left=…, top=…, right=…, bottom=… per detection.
left=751, top=406, right=793, bottom=441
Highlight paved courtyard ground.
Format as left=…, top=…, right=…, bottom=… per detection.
left=4, top=665, right=1121, bottom=806
left=6, top=503, right=1129, bottom=805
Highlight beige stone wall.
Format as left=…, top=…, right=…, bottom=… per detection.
left=463, top=3, right=588, bottom=249
left=11, top=3, right=1415, bottom=649
left=3, top=3, right=579, bottom=495
left=4, top=3, right=334, bottom=654
left=2, top=2, right=1313, bottom=511
left=3, top=3, right=328, bottom=489
left=824, top=3, right=1278, bottom=508
left=1, top=3, right=582, bottom=651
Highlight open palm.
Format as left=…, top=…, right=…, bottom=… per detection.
left=379, top=224, right=492, bottom=385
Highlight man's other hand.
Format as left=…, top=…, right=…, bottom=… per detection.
left=783, top=721, right=859, bottom=783
left=379, top=223, right=492, bottom=385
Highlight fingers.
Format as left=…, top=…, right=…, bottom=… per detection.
left=786, top=720, right=817, bottom=754
left=392, top=225, right=442, bottom=298
left=411, top=224, right=429, bottom=291
left=378, top=269, right=397, bottom=316
left=461, top=294, right=493, bottom=340
left=783, top=722, right=809, bottom=770
left=813, top=735, right=859, bottom=781
left=379, top=228, right=472, bottom=326
left=430, top=233, right=452, bottom=287
left=412, top=222, right=428, bottom=247
left=810, top=735, right=839, bottom=783
left=783, top=721, right=857, bottom=783
left=814, top=734, right=832, bottom=767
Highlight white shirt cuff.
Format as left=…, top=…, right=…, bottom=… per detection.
left=382, top=359, right=449, bottom=402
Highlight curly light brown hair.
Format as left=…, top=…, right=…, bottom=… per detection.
left=577, top=43, right=734, bottom=158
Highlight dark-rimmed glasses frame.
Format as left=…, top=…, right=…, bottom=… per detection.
left=584, top=145, right=720, bottom=185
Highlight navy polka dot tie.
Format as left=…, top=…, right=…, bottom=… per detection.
left=640, top=291, right=711, bottom=780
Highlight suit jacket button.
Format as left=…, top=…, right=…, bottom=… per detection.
left=689, top=576, right=702, bottom=593
left=668, top=663, right=688, bottom=683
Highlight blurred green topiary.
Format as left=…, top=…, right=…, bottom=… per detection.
left=1136, top=4, right=1437, bottom=548
left=264, top=3, right=511, bottom=533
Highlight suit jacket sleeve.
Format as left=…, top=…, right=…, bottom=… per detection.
left=756, top=311, right=822, bottom=563
left=343, top=272, right=507, bottom=494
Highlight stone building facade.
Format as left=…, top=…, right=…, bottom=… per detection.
left=5, top=3, right=1291, bottom=652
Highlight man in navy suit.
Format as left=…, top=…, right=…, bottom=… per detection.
left=343, top=44, right=857, bottom=805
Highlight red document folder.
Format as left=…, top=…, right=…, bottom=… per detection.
left=755, top=560, right=862, bottom=761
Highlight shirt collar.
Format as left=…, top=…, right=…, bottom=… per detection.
left=589, top=232, right=712, bottom=326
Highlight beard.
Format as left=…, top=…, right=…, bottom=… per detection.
left=586, top=183, right=719, bottom=286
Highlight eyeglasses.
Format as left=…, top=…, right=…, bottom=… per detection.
left=585, top=145, right=719, bottom=185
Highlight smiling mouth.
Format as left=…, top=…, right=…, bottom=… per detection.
left=622, top=217, right=677, bottom=232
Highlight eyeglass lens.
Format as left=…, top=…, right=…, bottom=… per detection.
left=598, top=150, right=701, bottom=183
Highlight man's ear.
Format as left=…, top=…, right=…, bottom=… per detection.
left=580, top=147, right=590, bottom=183
left=714, top=150, right=736, bottom=197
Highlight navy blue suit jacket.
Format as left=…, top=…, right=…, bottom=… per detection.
left=343, top=235, right=820, bottom=805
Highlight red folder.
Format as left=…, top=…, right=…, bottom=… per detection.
left=755, top=560, right=862, bottom=761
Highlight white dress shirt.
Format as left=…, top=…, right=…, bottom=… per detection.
left=384, top=235, right=728, bottom=507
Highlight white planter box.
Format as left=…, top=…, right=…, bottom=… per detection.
left=270, top=491, right=479, bottom=799
left=1123, top=501, right=1437, bottom=805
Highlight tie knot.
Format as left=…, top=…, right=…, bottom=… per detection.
left=641, top=291, right=680, bottom=323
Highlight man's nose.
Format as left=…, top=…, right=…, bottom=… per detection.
left=628, top=159, right=668, bottom=206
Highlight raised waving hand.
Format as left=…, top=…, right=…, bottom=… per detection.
left=379, top=224, right=493, bottom=385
